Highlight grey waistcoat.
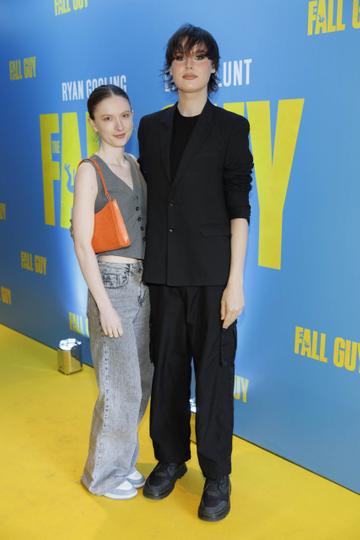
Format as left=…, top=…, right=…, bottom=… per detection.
left=91, top=153, right=147, bottom=259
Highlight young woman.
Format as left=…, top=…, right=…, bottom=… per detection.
left=72, top=84, right=153, bottom=500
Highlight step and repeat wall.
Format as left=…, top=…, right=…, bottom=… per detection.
left=0, top=0, right=359, bottom=492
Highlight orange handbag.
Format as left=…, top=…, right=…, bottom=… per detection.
left=78, top=158, right=131, bottom=253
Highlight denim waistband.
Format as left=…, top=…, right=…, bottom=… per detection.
left=98, top=260, right=143, bottom=273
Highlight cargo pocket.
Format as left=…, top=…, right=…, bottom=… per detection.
left=220, top=322, right=237, bottom=367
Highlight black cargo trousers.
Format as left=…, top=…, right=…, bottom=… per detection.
left=148, top=284, right=237, bottom=480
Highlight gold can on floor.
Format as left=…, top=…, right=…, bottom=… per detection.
left=57, top=338, right=83, bottom=375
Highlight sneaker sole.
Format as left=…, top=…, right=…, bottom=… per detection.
left=143, top=464, right=187, bottom=500
left=198, top=502, right=230, bottom=522
left=102, top=489, right=138, bottom=500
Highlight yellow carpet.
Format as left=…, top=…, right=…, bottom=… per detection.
left=1, top=324, right=359, bottom=540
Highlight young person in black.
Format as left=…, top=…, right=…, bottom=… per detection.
left=138, top=24, right=253, bottom=521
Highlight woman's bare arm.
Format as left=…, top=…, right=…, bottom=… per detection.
left=72, top=162, right=123, bottom=337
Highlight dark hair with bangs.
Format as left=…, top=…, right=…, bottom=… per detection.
left=87, top=84, right=131, bottom=120
left=164, top=24, right=220, bottom=93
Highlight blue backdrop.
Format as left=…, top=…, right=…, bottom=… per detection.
left=1, top=0, right=359, bottom=492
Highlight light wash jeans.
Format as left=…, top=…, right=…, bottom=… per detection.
left=81, top=261, right=153, bottom=495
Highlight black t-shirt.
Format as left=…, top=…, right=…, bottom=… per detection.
left=170, top=107, right=200, bottom=182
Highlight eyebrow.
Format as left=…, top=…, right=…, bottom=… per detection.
left=100, top=110, right=132, bottom=116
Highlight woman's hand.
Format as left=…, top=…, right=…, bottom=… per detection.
left=99, top=305, right=123, bottom=338
left=221, top=282, right=245, bottom=329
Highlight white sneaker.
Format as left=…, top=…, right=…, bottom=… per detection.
left=103, top=480, right=137, bottom=500
left=126, top=469, right=146, bottom=488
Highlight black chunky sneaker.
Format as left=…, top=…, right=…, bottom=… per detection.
left=143, top=462, right=187, bottom=499
left=198, top=476, right=231, bottom=521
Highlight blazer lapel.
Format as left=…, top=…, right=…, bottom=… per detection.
left=159, top=104, right=176, bottom=183
left=172, top=99, right=215, bottom=188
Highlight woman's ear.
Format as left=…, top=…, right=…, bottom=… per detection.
left=88, top=116, right=97, bottom=133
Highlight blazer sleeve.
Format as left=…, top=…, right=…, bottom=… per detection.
left=223, top=117, right=253, bottom=222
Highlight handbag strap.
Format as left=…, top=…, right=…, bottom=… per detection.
left=78, top=157, right=111, bottom=201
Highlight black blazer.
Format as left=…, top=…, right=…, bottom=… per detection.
left=138, top=100, right=253, bottom=286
